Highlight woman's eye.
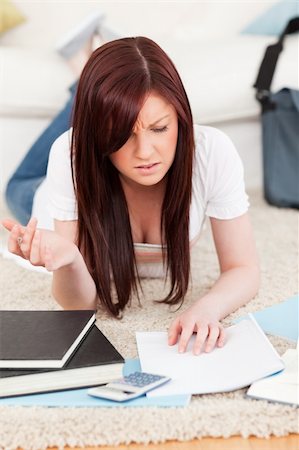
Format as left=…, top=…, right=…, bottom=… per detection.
left=152, top=126, right=168, bottom=133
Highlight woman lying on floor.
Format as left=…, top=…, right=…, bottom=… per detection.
left=2, top=27, right=260, bottom=355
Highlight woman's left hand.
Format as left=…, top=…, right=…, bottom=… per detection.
left=168, top=302, right=226, bottom=355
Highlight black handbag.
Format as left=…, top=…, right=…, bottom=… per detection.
left=253, top=17, right=299, bottom=209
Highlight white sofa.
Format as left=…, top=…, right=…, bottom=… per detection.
left=0, top=1, right=297, bottom=193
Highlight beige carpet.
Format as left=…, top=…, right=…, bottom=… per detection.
left=0, top=190, right=298, bottom=450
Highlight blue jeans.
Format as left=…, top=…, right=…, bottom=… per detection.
left=5, top=83, right=77, bottom=225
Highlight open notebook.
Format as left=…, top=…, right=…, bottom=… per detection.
left=136, top=314, right=284, bottom=397
left=247, top=348, right=298, bottom=406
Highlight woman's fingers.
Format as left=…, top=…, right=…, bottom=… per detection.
left=1, top=218, right=18, bottom=232
left=6, top=217, right=46, bottom=267
left=178, top=324, right=194, bottom=353
left=19, top=218, right=37, bottom=259
left=169, top=310, right=226, bottom=355
left=44, top=245, right=54, bottom=272
left=4, top=219, right=71, bottom=271
left=204, top=324, right=221, bottom=353
left=29, top=229, right=42, bottom=265
left=193, top=324, right=209, bottom=355
left=8, top=224, right=24, bottom=257
left=168, top=319, right=181, bottom=346
left=217, top=326, right=226, bottom=348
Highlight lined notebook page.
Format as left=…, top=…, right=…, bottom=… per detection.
left=136, top=315, right=284, bottom=397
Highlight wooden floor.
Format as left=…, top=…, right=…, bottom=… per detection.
left=46, top=434, right=298, bottom=450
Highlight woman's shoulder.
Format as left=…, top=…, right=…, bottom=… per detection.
left=49, top=128, right=72, bottom=156
left=191, top=124, right=249, bottom=218
left=47, top=129, right=73, bottom=173
left=193, top=124, right=241, bottom=171
left=46, top=128, right=77, bottom=221
left=193, top=124, right=236, bottom=155
left=191, top=123, right=245, bottom=195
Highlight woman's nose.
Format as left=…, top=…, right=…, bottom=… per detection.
left=134, top=132, right=154, bottom=160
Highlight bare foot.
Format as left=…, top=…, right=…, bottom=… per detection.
left=56, top=11, right=105, bottom=75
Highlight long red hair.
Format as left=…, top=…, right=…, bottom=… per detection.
left=71, top=37, right=194, bottom=316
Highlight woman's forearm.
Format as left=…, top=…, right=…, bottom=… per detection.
left=196, top=265, right=260, bottom=320
left=52, top=249, right=97, bottom=310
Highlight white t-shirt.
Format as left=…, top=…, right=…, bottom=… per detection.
left=40, top=124, right=249, bottom=277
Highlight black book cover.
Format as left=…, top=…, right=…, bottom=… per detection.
left=0, top=310, right=96, bottom=368
left=0, top=325, right=125, bottom=397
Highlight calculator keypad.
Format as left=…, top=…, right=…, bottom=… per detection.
left=121, top=372, right=164, bottom=387
left=88, top=371, right=171, bottom=402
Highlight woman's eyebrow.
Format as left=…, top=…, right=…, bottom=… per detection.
left=149, top=114, right=170, bottom=127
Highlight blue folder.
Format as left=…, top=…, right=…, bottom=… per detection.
left=237, top=295, right=298, bottom=342
left=0, top=359, right=190, bottom=407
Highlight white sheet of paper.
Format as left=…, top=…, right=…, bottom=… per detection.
left=272, top=349, right=298, bottom=384
left=136, top=315, right=284, bottom=397
left=247, top=349, right=298, bottom=406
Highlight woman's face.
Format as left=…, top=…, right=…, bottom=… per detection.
left=109, top=92, right=178, bottom=190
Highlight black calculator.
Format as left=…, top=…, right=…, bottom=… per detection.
left=88, top=371, right=171, bottom=402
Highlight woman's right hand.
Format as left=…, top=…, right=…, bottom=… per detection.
left=1, top=217, right=80, bottom=272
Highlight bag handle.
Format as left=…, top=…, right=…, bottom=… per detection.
left=253, top=17, right=299, bottom=107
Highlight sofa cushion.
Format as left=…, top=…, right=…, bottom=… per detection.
left=0, top=0, right=25, bottom=35
left=241, top=0, right=299, bottom=36
left=162, top=35, right=298, bottom=123
left=0, top=46, right=74, bottom=117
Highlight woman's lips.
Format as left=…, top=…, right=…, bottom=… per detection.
left=135, top=162, right=160, bottom=174
left=136, top=163, right=157, bottom=168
